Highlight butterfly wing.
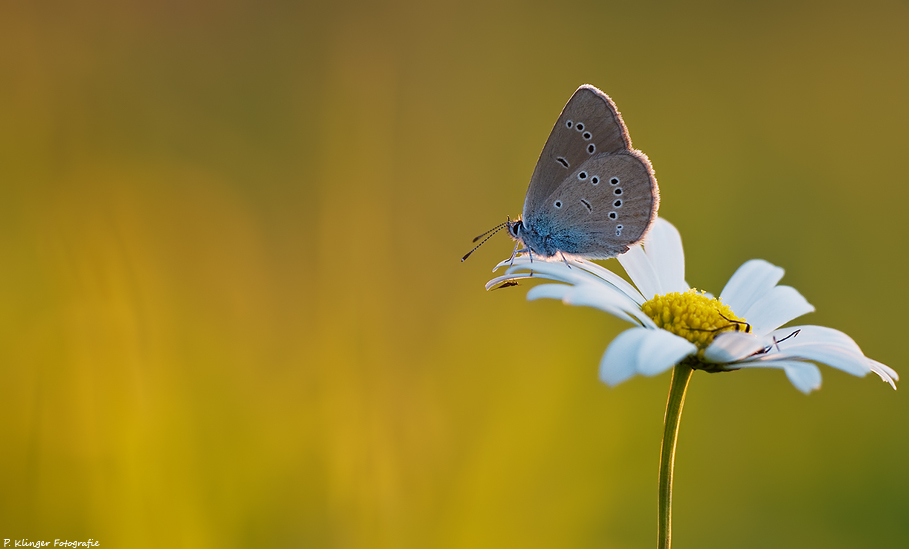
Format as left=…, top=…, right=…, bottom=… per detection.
left=523, top=85, right=632, bottom=218
left=522, top=151, right=659, bottom=258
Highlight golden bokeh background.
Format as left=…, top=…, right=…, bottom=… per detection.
left=1, top=0, right=907, bottom=547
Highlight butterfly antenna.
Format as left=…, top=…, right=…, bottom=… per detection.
left=470, top=220, right=508, bottom=243
left=718, top=312, right=752, bottom=333
left=461, top=221, right=509, bottom=262
left=772, top=328, right=801, bottom=352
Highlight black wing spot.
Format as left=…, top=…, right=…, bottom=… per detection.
left=583, top=131, right=592, bottom=140
left=554, top=200, right=562, bottom=209
left=610, top=177, right=620, bottom=185
left=566, top=120, right=573, bottom=128
left=580, top=199, right=592, bottom=212
left=614, top=187, right=623, bottom=196
left=576, top=122, right=585, bottom=131
left=614, top=199, right=623, bottom=208
left=556, top=157, right=569, bottom=168
left=591, top=176, right=599, bottom=185
left=608, top=211, right=617, bottom=220
left=587, top=143, right=595, bottom=154
left=577, top=171, right=588, bottom=180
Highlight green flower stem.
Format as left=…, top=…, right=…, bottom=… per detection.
left=658, top=362, right=694, bottom=549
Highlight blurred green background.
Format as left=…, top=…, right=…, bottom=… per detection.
left=1, top=0, right=907, bottom=547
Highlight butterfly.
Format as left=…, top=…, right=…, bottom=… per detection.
left=463, top=85, right=659, bottom=263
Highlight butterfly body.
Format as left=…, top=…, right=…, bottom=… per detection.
left=510, top=85, right=659, bottom=260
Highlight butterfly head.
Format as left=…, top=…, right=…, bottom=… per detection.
left=461, top=217, right=522, bottom=262
left=507, top=218, right=524, bottom=240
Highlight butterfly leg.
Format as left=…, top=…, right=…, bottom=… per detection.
left=559, top=251, right=572, bottom=269
left=508, top=241, right=520, bottom=266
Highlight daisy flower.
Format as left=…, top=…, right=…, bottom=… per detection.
left=486, top=218, right=897, bottom=394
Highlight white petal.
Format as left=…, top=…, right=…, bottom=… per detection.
left=783, top=362, right=823, bottom=394
left=868, top=359, right=898, bottom=389
left=719, top=259, right=784, bottom=316
left=492, top=256, right=517, bottom=272
left=599, top=328, right=696, bottom=386
left=526, top=283, right=655, bottom=327
left=487, top=256, right=639, bottom=297
left=485, top=272, right=556, bottom=291
left=525, top=283, right=571, bottom=301
left=492, top=252, right=536, bottom=272
left=774, top=347, right=867, bottom=377
left=617, top=244, right=661, bottom=300
left=735, top=359, right=822, bottom=394
left=703, top=332, right=766, bottom=363
left=642, top=218, right=687, bottom=294
left=767, top=325, right=857, bottom=350
left=600, top=329, right=649, bottom=386
left=574, top=259, right=646, bottom=305
left=560, top=285, right=656, bottom=327
left=502, top=258, right=601, bottom=287
left=744, top=285, right=815, bottom=336
left=636, top=331, right=699, bottom=376
left=758, top=325, right=870, bottom=377
left=502, top=256, right=648, bottom=297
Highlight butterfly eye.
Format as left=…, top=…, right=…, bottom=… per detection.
left=577, top=171, right=588, bottom=180
left=510, top=222, right=521, bottom=236
left=610, top=177, right=620, bottom=185
left=614, top=199, right=623, bottom=208
left=614, top=187, right=623, bottom=196
left=590, top=176, right=599, bottom=185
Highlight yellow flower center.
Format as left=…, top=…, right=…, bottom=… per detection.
left=642, top=289, right=750, bottom=358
